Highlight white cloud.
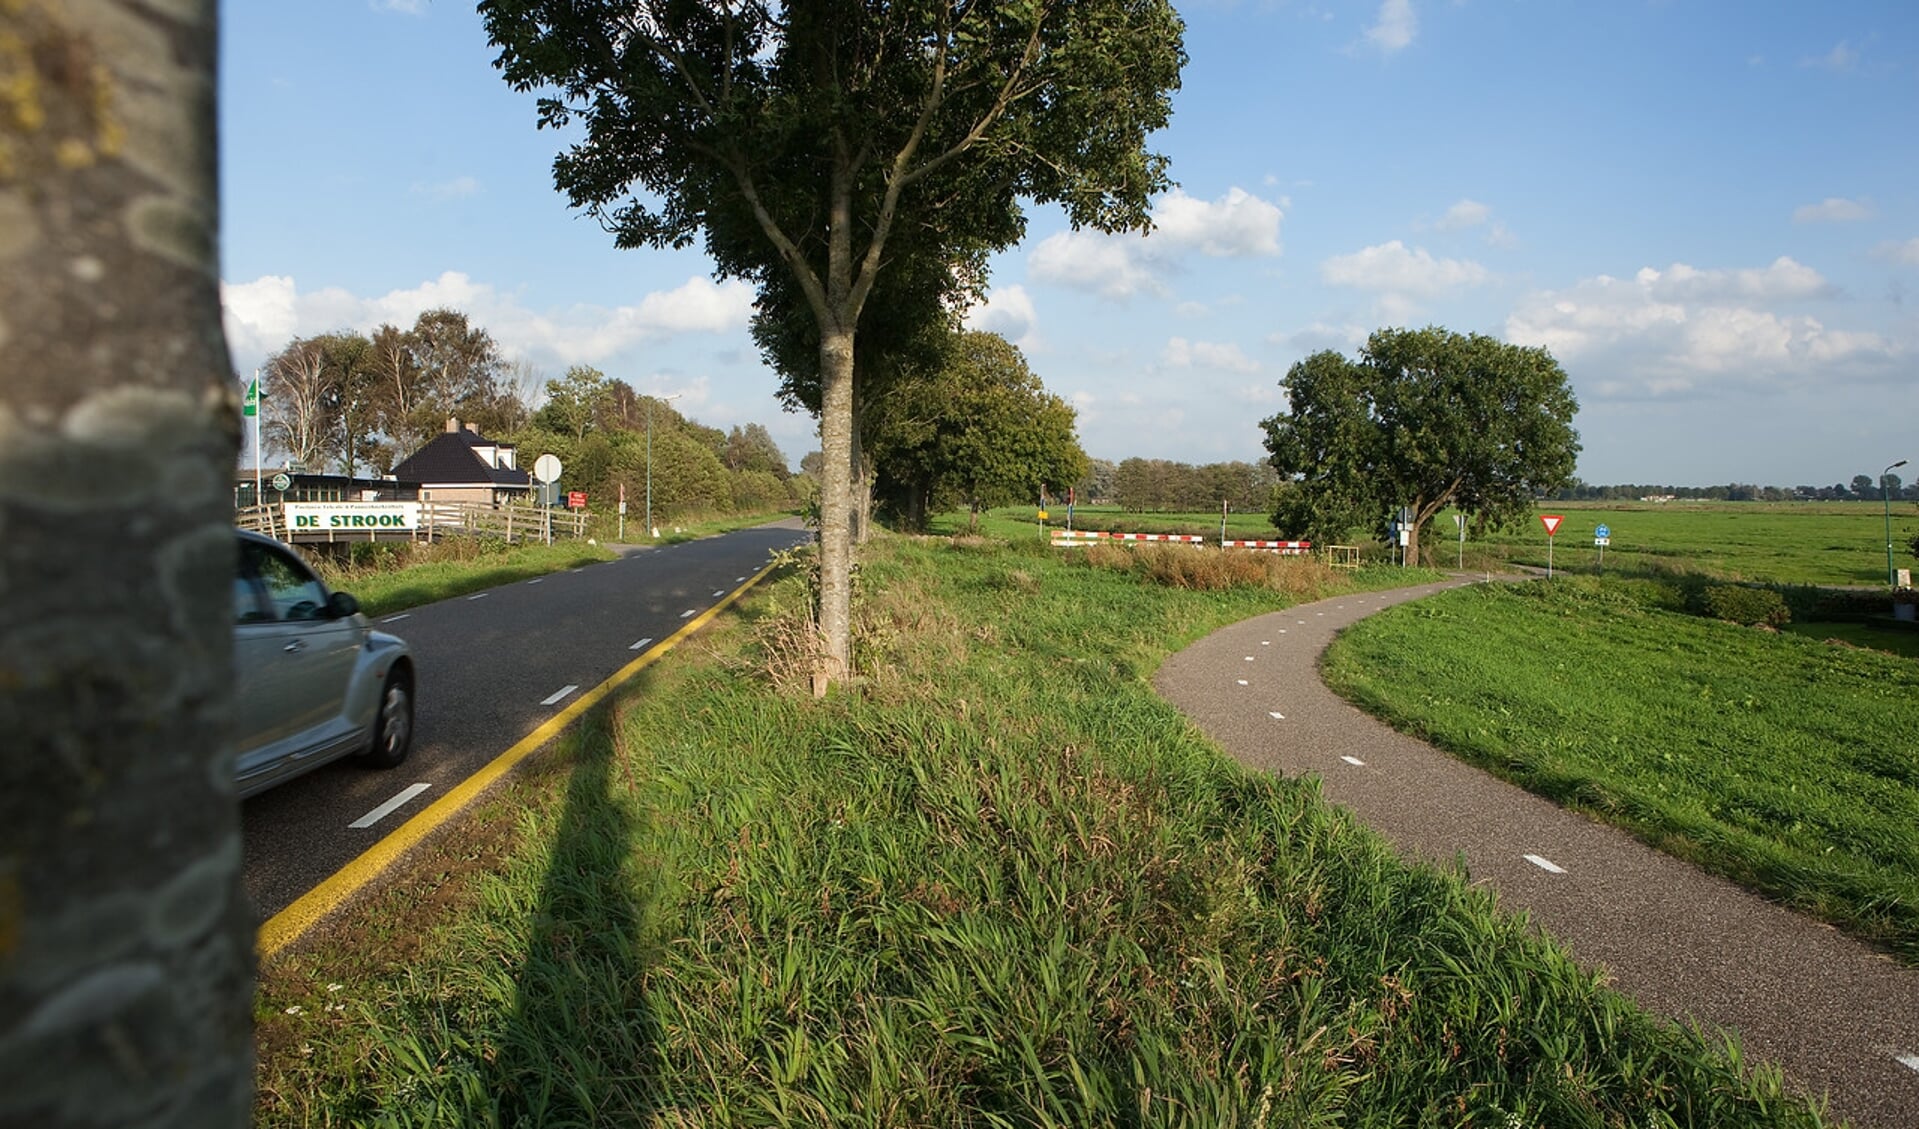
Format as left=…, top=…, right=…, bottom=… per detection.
left=1872, top=238, right=1919, bottom=265
left=1629, top=257, right=1833, bottom=302
left=963, top=284, right=1039, bottom=346
left=1435, top=199, right=1490, bottom=231
left=1365, top=0, right=1417, bottom=54
left=221, top=276, right=300, bottom=368
left=1152, top=187, right=1284, bottom=257
left=1505, top=258, right=1901, bottom=399
left=220, top=271, right=756, bottom=373
left=1320, top=240, right=1489, bottom=297
left=1029, top=230, right=1161, bottom=298
left=1027, top=187, right=1284, bottom=299
left=372, top=0, right=426, bottom=13
left=1802, top=41, right=1858, bottom=71
left=1792, top=197, right=1875, bottom=223
left=412, top=176, right=481, bottom=201
left=1162, top=337, right=1261, bottom=374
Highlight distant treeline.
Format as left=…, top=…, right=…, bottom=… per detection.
left=1075, top=458, right=1281, bottom=513
left=1555, top=474, right=1918, bottom=503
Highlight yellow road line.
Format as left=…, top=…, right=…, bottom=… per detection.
left=257, top=559, right=782, bottom=961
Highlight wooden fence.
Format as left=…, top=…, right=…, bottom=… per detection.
left=235, top=502, right=590, bottom=545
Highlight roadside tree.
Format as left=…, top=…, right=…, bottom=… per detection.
left=0, top=1, right=253, bottom=1124
left=535, top=364, right=613, bottom=441
left=867, top=332, right=1086, bottom=531
left=262, top=335, right=340, bottom=471
left=1262, top=327, right=1581, bottom=565
left=479, top=0, right=1186, bottom=689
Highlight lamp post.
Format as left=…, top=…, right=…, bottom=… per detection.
left=646, top=391, right=682, bottom=540
left=1886, top=459, right=1908, bottom=587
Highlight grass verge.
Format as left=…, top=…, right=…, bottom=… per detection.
left=313, top=539, right=617, bottom=618
left=1321, top=576, right=1919, bottom=961
left=258, top=538, right=1829, bottom=1127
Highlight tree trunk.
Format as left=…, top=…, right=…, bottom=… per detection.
left=0, top=2, right=254, bottom=1126
left=814, top=324, right=857, bottom=692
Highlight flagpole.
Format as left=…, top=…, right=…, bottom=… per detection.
left=251, top=368, right=261, bottom=506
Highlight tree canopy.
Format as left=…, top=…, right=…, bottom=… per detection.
left=480, top=0, right=1186, bottom=688
left=866, top=331, right=1086, bottom=531
left=1262, top=327, right=1581, bottom=565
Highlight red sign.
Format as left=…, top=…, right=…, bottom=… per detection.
left=567, top=491, right=587, bottom=510
left=1539, top=514, right=1563, bottom=536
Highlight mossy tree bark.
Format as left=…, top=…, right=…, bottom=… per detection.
left=0, top=2, right=253, bottom=1125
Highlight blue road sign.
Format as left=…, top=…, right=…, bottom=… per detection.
left=1595, top=523, right=1611, bottom=538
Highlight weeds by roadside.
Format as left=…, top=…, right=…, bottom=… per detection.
left=257, top=535, right=1830, bottom=1128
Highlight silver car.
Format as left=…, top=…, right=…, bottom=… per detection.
left=232, top=530, right=415, bottom=798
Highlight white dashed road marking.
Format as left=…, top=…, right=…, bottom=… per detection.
left=1894, top=1052, right=1919, bottom=1075
left=1236, top=679, right=1249, bottom=686
left=1524, top=854, right=1567, bottom=874
left=1269, top=711, right=1285, bottom=720
left=382, top=613, right=410, bottom=623
left=349, top=783, right=431, bottom=829
left=541, top=685, right=579, bottom=706
left=629, top=636, right=654, bottom=651
left=1261, top=640, right=1270, bottom=646
left=1340, top=756, right=1365, bottom=767
left=527, top=578, right=543, bottom=584
left=467, top=592, right=489, bottom=601
left=1244, top=656, right=1256, bottom=662
left=680, top=609, right=697, bottom=619
left=713, top=589, right=727, bottom=597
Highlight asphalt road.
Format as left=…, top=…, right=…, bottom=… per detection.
left=240, top=520, right=810, bottom=922
left=1155, top=578, right=1919, bottom=1129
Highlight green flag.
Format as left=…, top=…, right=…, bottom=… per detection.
left=242, top=376, right=260, bottom=418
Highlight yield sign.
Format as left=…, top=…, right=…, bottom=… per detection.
left=1539, top=514, right=1564, bottom=536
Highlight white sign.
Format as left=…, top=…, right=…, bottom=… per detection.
left=533, top=453, right=562, bottom=483
left=1595, top=537, right=1611, bottom=546
left=284, top=502, right=421, bottom=532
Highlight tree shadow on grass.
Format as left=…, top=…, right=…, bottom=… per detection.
left=488, top=694, right=668, bottom=1125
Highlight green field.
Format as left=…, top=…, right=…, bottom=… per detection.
left=1471, top=501, right=1919, bottom=587
left=1322, top=577, right=1919, bottom=959
left=967, top=499, right=1919, bottom=589
left=256, top=536, right=1827, bottom=1127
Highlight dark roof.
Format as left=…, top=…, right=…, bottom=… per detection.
left=390, top=429, right=532, bottom=489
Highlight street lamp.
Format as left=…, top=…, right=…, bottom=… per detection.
left=646, top=391, right=682, bottom=540
left=1886, top=458, right=1909, bottom=588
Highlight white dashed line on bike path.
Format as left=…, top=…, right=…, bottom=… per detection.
left=629, top=636, right=654, bottom=651
left=1524, top=854, right=1567, bottom=874
left=541, top=685, right=579, bottom=706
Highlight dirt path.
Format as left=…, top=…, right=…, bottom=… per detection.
left=1154, top=578, right=1919, bottom=1129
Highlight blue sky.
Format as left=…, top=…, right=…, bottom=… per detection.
left=220, top=1, right=1918, bottom=488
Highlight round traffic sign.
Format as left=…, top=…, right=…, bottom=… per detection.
left=1595, top=523, right=1611, bottom=538
left=532, top=453, right=563, bottom=483
left=270, top=472, right=291, bottom=492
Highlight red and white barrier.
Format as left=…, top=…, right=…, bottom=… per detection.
left=1049, top=531, right=1311, bottom=552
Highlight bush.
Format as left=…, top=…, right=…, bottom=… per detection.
left=1701, top=583, right=1791, bottom=627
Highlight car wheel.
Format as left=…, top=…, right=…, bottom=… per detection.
left=358, top=667, right=413, bottom=769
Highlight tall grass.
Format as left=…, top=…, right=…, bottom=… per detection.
left=256, top=537, right=1829, bottom=1127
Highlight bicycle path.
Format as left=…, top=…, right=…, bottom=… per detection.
left=1153, top=577, right=1919, bottom=1129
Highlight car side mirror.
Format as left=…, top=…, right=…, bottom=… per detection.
left=326, top=591, right=361, bottom=618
